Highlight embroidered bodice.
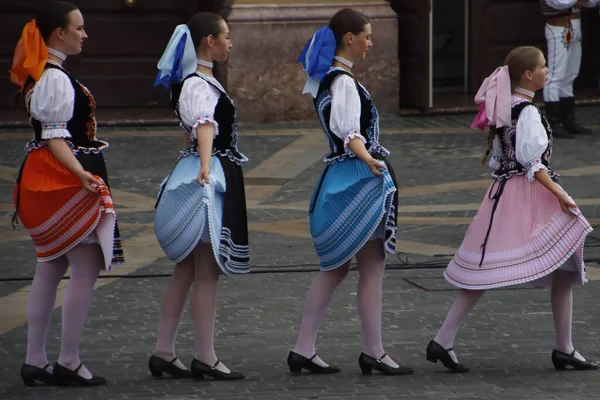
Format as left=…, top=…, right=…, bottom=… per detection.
left=26, top=63, right=108, bottom=154
left=314, top=68, right=389, bottom=165
left=175, top=73, right=247, bottom=165
left=489, top=96, right=557, bottom=181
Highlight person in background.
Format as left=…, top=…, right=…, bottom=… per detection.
left=540, top=0, right=599, bottom=137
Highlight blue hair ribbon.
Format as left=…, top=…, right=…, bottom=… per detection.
left=154, top=24, right=197, bottom=89
left=297, top=26, right=336, bottom=97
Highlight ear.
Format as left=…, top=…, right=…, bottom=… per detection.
left=524, top=70, right=533, bottom=81
left=55, top=27, right=67, bottom=41
left=206, top=34, right=215, bottom=48
left=344, top=32, right=353, bottom=46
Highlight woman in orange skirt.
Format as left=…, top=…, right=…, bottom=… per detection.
left=10, top=1, right=123, bottom=387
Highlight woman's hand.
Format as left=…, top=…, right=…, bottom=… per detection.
left=76, top=170, right=101, bottom=193
left=555, top=190, right=578, bottom=215
left=366, top=157, right=387, bottom=177
left=197, top=165, right=210, bottom=186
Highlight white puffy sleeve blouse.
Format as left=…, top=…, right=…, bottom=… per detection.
left=28, top=68, right=75, bottom=140
left=329, top=73, right=367, bottom=152
left=178, top=75, right=221, bottom=139
left=515, top=104, right=550, bottom=181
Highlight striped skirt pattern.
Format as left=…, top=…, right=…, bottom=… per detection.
left=309, top=157, right=397, bottom=271
left=154, top=154, right=249, bottom=275
left=14, top=147, right=123, bottom=271
left=445, top=175, right=592, bottom=290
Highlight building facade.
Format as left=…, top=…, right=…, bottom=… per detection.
left=0, top=0, right=597, bottom=121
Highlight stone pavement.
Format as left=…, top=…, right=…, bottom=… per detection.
left=1, top=108, right=600, bottom=399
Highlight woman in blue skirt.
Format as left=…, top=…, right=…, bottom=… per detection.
left=287, top=8, right=412, bottom=376
left=148, top=12, right=248, bottom=381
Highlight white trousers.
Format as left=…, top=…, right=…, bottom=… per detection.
left=543, top=19, right=582, bottom=102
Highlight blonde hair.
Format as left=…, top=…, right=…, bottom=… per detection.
left=478, top=46, right=543, bottom=167
left=504, top=46, right=543, bottom=86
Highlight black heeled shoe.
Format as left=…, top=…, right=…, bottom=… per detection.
left=426, top=340, right=470, bottom=373
left=191, top=358, right=245, bottom=380
left=53, top=363, right=107, bottom=386
left=287, top=351, right=341, bottom=374
left=552, top=350, right=600, bottom=371
left=21, top=364, right=62, bottom=387
left=148, top=355, right=191, bottom=379
left=358, top=352, right=413, bottom=376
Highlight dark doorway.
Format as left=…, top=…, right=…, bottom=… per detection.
left=432, top=0, right=467, bottom=109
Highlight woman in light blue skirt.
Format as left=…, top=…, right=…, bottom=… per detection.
left=148, top=12, right=248, bottom=381
left=287, top=8, right=412, bottom=376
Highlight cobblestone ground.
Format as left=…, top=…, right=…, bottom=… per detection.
left=1, top=107, right=600, bottom=399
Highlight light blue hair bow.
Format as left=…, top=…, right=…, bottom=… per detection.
left=297, top=26, right=337, bottom=98
left=154, top=24, right=197, bottom=89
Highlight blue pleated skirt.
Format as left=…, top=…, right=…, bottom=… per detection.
left=309, top=157, right=398, bottom=271
left=154, top=154, right=249, bottom=275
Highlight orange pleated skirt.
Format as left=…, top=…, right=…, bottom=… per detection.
left=14, top=147, right=123, bottom=270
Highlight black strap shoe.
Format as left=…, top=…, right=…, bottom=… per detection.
left=148, top=355, right=191, bottom=379
left=552, top=349, right=600, bottom=371
left=426, top=340, right=470, bottom=373
left=287, top=351, right=341, bottom=374
left=191, top=358, right=245, bottom=380
left=20, top=363, right=63, bottom=387
left=358, top=352, right=413, bottom=375
left=53, top=362, right=107, bottom=386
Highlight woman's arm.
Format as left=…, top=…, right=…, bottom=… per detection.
left=30, top=69, right=100, bottom=192
left=330, top=75, right=386, bottom=176
left=47, top=139, right=100, bottom=192
left=534, top=170, right=576, bottom=215
left=347, top=138, right=387, bottom=176
left=515, top=106, right=576, bottom=215
left=195, top=123, right=215, bottom=186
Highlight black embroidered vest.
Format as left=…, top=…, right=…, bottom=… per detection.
left=176, top=73, right=247, bottom=165
left=28, top=63, right=107, bottom=153
left=314, top=69, right=388, bottom=164
left=492, top=101, right=556, bottom=181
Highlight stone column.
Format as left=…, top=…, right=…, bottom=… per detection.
left=227, top=0, right=398, bottom=123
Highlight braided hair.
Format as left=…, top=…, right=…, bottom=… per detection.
left=478, top=126, right=497, bottom=167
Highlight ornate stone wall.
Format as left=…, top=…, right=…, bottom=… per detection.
left=227, top=1, right=398, bottom=122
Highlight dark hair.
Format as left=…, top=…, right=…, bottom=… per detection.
left=328, top=8, right=370, bottom=49
left=12, top=2, right=77, bottom=106
left=169, top=12, right=224, bottom=109
left=35, top=1, right=79, bottom=42
left=478, top=46, right=543, bottom=167
left=187, top=12, right=224, bottom=49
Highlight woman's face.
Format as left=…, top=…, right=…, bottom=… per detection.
left=350, top=23, right=373, bottom=61
left=530, top=53, right=549, bottom=91
left=57, top=9, right=88, bottom=55
left=210, top=20, right=232, bottom=62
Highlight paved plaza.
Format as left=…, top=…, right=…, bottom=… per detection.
left=1, top=108, right=600, bottom=399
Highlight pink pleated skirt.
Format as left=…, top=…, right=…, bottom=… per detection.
left=445, top=175, right=592, bottom=290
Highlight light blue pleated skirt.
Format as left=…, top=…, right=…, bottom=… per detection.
left=154, top=154, right=244, bottom=275
left=309, top=157, right=397, bottom=271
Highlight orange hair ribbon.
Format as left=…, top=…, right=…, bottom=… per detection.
left=9, top=19, right=48, bottom=91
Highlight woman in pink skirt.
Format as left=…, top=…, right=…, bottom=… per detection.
left=426, top=46, right=599, bottom=373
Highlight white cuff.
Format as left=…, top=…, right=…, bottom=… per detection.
left=524, top=158, right=547, bottom=182
left=343, top=129, right=367, bottom=152
left=191, top=115, right=219, bottom=139
left=41, top=122, right=71, bottom=140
